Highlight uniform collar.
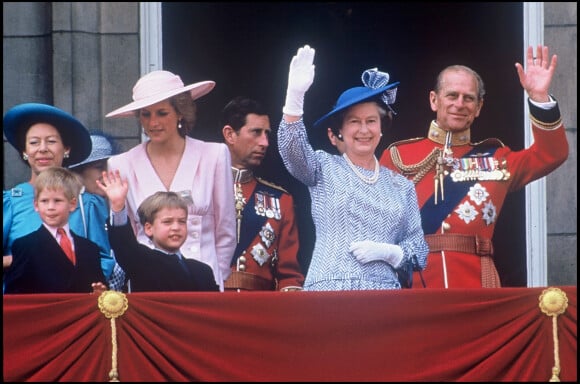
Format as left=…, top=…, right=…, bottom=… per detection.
left=427, top=120, right=470, bottom=146
left=231, top=167, right=254, bottom=184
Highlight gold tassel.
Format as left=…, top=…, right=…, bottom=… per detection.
left=538, top=287, right=569, bottom=382
left=98, top=290, right=129, bottom=382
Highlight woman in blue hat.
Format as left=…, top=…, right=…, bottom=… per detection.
left=3, top=104, right=117, bottom=289
left=277, top=45, right=428, bottom=291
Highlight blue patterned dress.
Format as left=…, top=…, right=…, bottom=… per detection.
left=278, top=118, right=428, bottom=291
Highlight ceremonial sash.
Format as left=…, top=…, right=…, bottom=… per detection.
left=421, top=147, right=499, bottom=235
left=231, top=183, right=283, bottom=266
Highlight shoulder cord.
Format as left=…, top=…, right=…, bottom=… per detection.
left=389, top=146, right=441, bottom=184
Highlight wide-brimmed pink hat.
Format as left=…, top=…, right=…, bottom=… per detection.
left=106, top=70, right=215, bottom=118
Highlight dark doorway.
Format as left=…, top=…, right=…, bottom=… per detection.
left=163, top=2, right=526, bottom=286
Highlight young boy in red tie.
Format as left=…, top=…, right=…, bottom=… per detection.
left=4, top=167, right=106, bottom=293
left=97, top=169, right=219, bottom=292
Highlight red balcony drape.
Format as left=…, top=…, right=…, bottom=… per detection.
left=3, top=286, right=576, bottom=382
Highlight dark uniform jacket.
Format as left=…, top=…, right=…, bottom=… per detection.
left=109, top=222, right=219, bottom=292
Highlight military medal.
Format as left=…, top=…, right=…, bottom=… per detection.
left=259, top=222, right=276, bottom=248
left=251, top=243, right=270, bottom=266
left=273, top=196, right=281, bottom=220
left=255, top=192, right=266, bottom=216
left=265, top=196, right=275, bottom=218
left=450, top=155, right=510, bottom=182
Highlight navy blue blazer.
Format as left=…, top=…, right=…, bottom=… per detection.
left=5, top=225, right=106, bottom=293
left=109, top=222, right=219, bottom=292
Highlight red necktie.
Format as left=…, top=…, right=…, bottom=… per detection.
left=57, top=228, right=76, bottom=265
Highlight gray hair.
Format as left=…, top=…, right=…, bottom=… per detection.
left=435, top=65, right=486, bottom=101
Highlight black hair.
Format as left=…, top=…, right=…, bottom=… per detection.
left=220, top=96, right=269, bottom=132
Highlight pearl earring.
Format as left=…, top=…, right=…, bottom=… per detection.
left=178, top=120, right=183, bottom=129
left=64, top=152, right=70, bottom=159
left=338, top=134, right=343, bottom=139
left=22, top=153, right=29, bottom=161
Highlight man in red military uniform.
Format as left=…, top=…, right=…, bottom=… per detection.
left=221, top=97, right=304, bottom=291
left=380, top=45, right=569, bottom=288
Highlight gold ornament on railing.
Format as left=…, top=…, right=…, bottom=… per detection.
left=98, top=290, right=129, bottom=382
left=538, top=287, right=568, bottom=382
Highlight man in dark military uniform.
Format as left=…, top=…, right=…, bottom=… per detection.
left=380, top=45, right=569, bottom=288
left=221, top=97, right=304, bottom=291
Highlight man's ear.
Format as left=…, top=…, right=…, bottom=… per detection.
left=429, top=90, right=438, bottom=112
left=222, top=125, right=236, bottom=144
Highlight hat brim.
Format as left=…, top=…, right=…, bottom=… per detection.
left=313, top=82, right=399, bottom=128
left=3, top=103, right=92, bottom=166
left=68, top=153, right=111, bottom=169
left=69, top=134, right=116, bottom=169
left=106, top=80, right=216, bottom=118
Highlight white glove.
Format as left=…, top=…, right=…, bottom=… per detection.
left=349, top=240, right=404, bottom=268
left=282, top=45, right=316, bottom=116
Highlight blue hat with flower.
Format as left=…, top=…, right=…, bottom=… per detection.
left=313, top=68, right=399, bottom=128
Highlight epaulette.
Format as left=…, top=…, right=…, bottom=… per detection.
left=471, top=137, right=505, bottom=148
left=256, top=177, right=289, bottom=194
left=386, top=137, right=425, bottom=150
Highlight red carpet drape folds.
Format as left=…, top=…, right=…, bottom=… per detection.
left=3, top=287, right=577, bottom=382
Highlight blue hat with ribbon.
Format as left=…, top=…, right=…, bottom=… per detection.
left=313, top=68, right=399, bottom=128
left=3, top=103, right=92, bottom=166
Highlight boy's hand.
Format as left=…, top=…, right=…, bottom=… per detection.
left=96, top=170, right=128, bottom=212
left=91, top=282, right=108, bottom=294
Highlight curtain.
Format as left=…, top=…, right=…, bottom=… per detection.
left=3, top=287, right=577, bottom=382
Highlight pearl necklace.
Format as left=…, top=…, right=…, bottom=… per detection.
left=343, top=153, right=380, bottom=184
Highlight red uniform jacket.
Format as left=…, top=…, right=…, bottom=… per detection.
left=224, top=176, right=304, bottom=291
left=380, top=113, right=568, bottom=288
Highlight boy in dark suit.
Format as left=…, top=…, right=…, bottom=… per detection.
left=4, top=167, right=107, bottom=293
left=97, top=170, right=219, bottom=292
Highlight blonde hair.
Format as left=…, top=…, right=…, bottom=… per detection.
left=34, top=167, right=82, bottom=201
left=137, top=191, right=188, bottom=225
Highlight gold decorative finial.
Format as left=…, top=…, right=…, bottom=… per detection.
left=539, top=287, right=568, bottom=317
left=539, top=287, right=568, bottom=382
left=98, top=291, right=129, bottom=381
left=98, top=290, right=129, bottom=318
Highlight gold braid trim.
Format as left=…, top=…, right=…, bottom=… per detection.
left=529, top=114, right=563, bottom=130
left=257, top=177, right=289, bottom=193
left=98, top=290, right=129, bottom=382
left=390, top=146, right=441, bottom=184
left=539, top=287, right=569, bottom=382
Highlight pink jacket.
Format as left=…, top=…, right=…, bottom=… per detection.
left=108, top=137, right=236, bottom=291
